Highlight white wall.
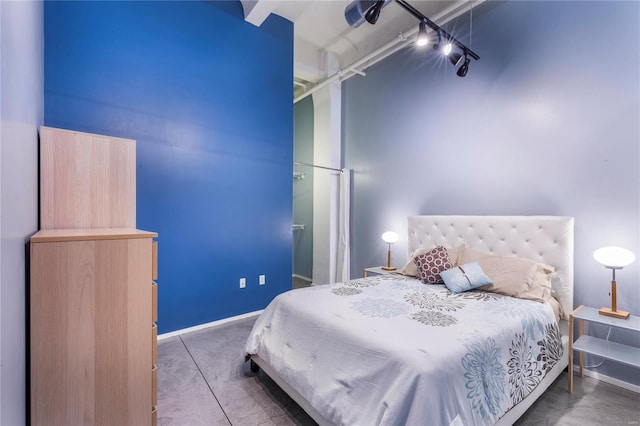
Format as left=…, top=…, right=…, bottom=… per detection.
left=0, top=1, right=43, bottom=423
left=311, top=52, right=342, bottom=285
left=311, top=83, right=341, bottom=284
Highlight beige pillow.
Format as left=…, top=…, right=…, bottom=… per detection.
left=397, top=244, right=464, bottom=277
left=460, top=247, right=557, bottom=306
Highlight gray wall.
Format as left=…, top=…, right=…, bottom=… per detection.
left=0, top=0, right=43, bottom=423
left=343, top=0, right=639, bottom=385
left=293, top=96, right=314, bottom=280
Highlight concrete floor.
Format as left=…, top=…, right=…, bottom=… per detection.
left=157, top=317, right=640, bottom=426
left=292, top=275, right=312, bottom=289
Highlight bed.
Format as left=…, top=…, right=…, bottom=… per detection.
left=245, top=215, right=574, bottom=425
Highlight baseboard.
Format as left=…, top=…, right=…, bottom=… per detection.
left=573, top=365, right=640, bottom=393
left=158, top=310, right=264, bottom=341
left=292, top=273, right=312, bottom=282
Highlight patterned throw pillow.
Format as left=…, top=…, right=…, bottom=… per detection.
left=413, top=246, right=453, bottom=284
left=397, top=244, right=465, bottom=277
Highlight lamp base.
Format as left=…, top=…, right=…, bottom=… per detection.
left=599, top=307, right=630, bottom=319
left=381, top=266, right=397, bottom=271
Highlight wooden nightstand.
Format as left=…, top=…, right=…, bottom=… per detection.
left=568, top=305, right=640, bottom=393
left=363, top=266, right=396, bottom=277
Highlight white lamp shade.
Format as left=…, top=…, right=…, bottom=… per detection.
left=593, top=246, right=635, bottom=268
left=381, top=231, right=399, bottom=244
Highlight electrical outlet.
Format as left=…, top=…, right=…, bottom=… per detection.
left=259, top=274, right=266, bottom=285
left=239, top=278, right=246, bottom=288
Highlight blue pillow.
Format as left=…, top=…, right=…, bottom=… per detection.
left=440, top=262, right=493, bottom=293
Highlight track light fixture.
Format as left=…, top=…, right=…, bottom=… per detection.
left=449, top=49, right=469, bottom=77
left=442, top=42, right=453, bottom=56
left=345, top=0, right=479, bottom=76
left=365, top=0, right=385, bottom=25
left=433, top=31, right=454, bottom=57
left=449, top=51, right=464, bottom=67
left=433, top=31, right=447, bottom=55
left=457, top=55, right=470, bottom=77
left=345, top=0, right=392, bottom=28
left=416, top=21, right=429, bottom=47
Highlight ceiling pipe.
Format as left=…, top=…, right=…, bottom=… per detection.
left=294, top=31, right=408, bottom=103
left=349, top=69, right=367, bottom=77
left=294, top=0, right=483, bottom=104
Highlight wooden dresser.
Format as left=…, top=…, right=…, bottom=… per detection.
left=31, top=127, right=158, bottom=425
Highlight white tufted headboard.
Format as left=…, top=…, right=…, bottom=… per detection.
left=407, top=215, right=574, bottom=319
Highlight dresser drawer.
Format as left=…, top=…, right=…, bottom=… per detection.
left=152, top=406, right=157, bottom=426
left=152, top=364, right=158, bottom=407
left=152, top=282, right=158, bottom=323
left=152, top=241, right=158, bottom=280
left=152, top=323, right=158, bottom=364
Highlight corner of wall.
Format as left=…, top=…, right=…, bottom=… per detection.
left=0, top=0, right=43, bottom=423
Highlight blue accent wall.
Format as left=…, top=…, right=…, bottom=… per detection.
left=44, top=1, right=293, bottom=333
left=343, top=1, right=639, bottom=385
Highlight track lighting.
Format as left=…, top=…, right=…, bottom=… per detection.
left=344, top=0, right=391, bottom=28
left=433, top=31, right=453, bottom=56
left=345, top=0, right=480, bottom=76
left=365, top=0, right=385, bottom=24
left=450, top=49, right=470, bottom=77
left=449, top=51, right=463, bottom=67
left=457, top=56, right=470, bottom=77
left=416, top=21, right=429, bottom=47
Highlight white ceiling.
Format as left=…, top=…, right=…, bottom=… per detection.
left=240, top=0, right=474, bottom=84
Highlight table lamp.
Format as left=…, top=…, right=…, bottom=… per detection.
left=593, top=246, right=635, bottom=319
left=381, top=231, right=399, bottom=271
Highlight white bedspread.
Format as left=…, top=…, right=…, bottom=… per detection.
left=245, top=275, right=563, bottom=426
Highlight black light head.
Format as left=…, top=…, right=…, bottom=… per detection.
left=449, top=52, right=463, bottom=67
left=457, top=57, right=471, bottom=77
left=365, top=0, right=384, bottom=24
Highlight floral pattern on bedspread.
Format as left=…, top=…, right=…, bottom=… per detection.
left=453, top=290, right=499, bottom=301
left=537, top=323, right=563, bottom=373
left=404, top=291, right=465, bottom=312
left=350, top=298, right=409, bottom=318
left=245, top=275, right=564, bottom=426
left=331, top=287, right=362, bottom=296
left=508, top=332, right=544, bottom=405
left=461, top=336, right=506, bottom=419
left=411, top=310, right=458, bottom=327
left=459, top=300, right=563, bottom=418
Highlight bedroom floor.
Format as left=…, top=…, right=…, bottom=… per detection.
left=157, top=316, right=640, bottom=426
left=292, top=275, right=312, bottom=289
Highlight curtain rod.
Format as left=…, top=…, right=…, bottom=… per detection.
left=294, top=161, right=342, bottom=172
